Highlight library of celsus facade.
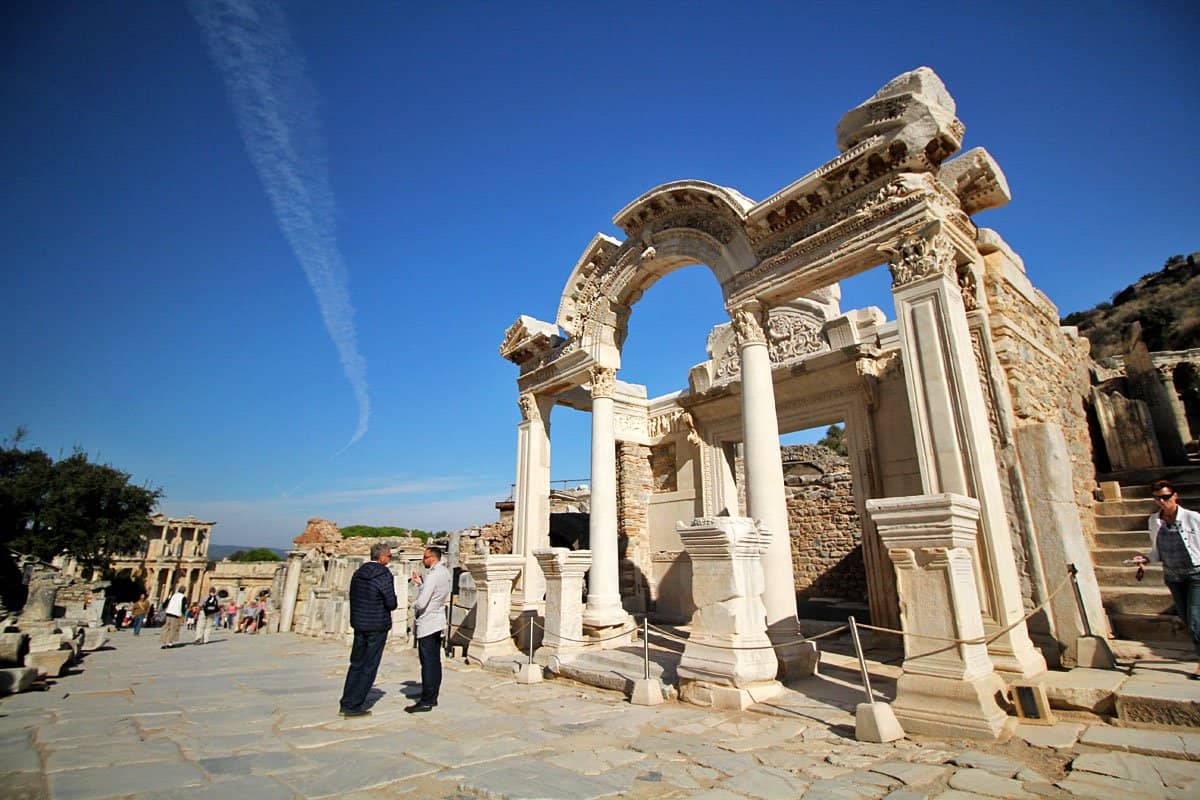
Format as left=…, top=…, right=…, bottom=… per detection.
left=501, top=67, right=1107, bottom=730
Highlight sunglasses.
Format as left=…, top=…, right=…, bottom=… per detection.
left=1153, top=493, right=1176, bottom=501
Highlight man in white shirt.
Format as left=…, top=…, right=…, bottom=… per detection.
left=160, top=586, right=187, bottom=649
left=406, top=547, right=451, bottom=712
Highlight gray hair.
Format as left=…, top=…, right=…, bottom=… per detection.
left=369, top=542, right=392, bottom=561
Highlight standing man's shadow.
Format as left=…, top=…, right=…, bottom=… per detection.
left=363, top=687, right=387, bottom=710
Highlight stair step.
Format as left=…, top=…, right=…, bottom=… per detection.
left=1108, top=612, right=1191, bottom=643
left=1091, top=547, right=1146, bottom=566
left=1095, top=564, right=1162, bottom=586
left=1096, top=530, right=1151, bottom=548
left=1102, top=586, right=1177, bottom=615
left=1111, top=481, right=1200, bottom=499
left=1096, top=514, right=1150, bottom=532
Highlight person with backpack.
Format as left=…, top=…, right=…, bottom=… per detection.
left=195, top=587, right=222, bottom=645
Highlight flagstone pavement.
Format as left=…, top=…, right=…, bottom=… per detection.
left=3, top=629, right=1200, bottom=799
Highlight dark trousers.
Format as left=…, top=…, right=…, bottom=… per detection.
left=417, top=630, right=443, bottom=705
left=1166, top=570, right=1200, bottom=657
left=340, top=629, right=389, bottom=711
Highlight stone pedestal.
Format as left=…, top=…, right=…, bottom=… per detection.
left=533, top=548, right=591, bottom=667
left=676, top=516, right=782, bottom=710
left=278, top=551, right=304, bottom=633
left=463, top=555, right=523, bottom=665
left=867, top=493, right=1009, bottom=739
left=388, top=564, right=409, bottom=637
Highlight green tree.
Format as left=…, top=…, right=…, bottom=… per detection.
left=341, top=525, right=429, bottom=541
left=816, top=424, right=848, bottom=456
left=227, top=547, right=282, bottom=562
left=0, top=434, right=162, bottom=571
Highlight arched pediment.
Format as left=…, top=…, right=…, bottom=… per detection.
left=612, top=180, right=755, bottom=236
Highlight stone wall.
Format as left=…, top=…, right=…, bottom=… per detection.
left=781, top=445, right=865, bottom=602
left=734, top=444, right=865, bottom=604
left=982, top=245, right=1098, bottom=544
left=617, top=441, right=653, bottom=610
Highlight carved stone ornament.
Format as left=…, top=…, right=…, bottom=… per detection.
left=880, top=228, right=957, bottom=289
left=499, top=315, right=563, bottom=365
left=729, top=303, right=768, bottom=347
left=589, top=365, right=616, bottom=398
left=957, top=265, right=979, bottom=311
left=517, top=392, right=539, bottom=422
left=766, top=308, right=825, bottom=362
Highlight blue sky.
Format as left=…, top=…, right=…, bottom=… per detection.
left=2, top=1, right=1196, bottom=549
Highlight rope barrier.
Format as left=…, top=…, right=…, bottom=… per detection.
left=855, top=573, right=1073, bottom=647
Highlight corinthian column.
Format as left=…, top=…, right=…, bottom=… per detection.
left=731, top=301, right=817, bottom=677
left=582, top=365, right=633, bottom=638
left=512, top=392, right=552, bottom=612
left=883, top=222, right=1045, bottom=679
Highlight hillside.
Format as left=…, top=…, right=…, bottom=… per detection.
left=208, top=544, right=287, bottom=561
left=1062, top=252, right=1200, bottom=359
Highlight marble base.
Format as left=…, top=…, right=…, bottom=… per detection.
left=890, top=671, right=1009, bottom=739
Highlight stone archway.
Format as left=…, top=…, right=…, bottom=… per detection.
left=502, top=67, right=1100, bottom=687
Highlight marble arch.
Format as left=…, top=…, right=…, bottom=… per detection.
left=501, top=67, right=1104, bottom=711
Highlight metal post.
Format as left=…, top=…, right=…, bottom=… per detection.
left=642, top=616, right=650, bottom=681
left=528, top=615, right=535, bottom=663
left=849, top=616, right=874, bottom=704
left=1067, top=563, right=1094, bottom=637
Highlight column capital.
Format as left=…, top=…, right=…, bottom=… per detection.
left=518, top=392, right=540, bottom=422
left=589, top=365, right=616, bottom=398
left=879, top=221, right=958, bottom=289
left=463, top=554, right=524, bottom=583
left=729, top=301, right=768, bottom=346
left=533, top=547, right=591, bottom=578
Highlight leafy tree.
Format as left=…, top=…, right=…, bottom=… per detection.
left=816, top=424, right=848, bottom=456
left=341, top=524, right=430, bottom=541
left=0, top=433, right=162, bottom=571
left=227, top=547, right=282, bottom=562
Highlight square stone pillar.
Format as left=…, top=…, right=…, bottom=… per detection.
left=867, top=493, right=1009, bottom=739
left=387, top=562, right=409, bottom=637
left=885, top=226, right=1045, bottom=680
left=463, top=555, right=523, bottom=665
left=676, top=516, right=783, bottom=710
left=532, top=547, right=591, bottom=667
left=512, top=392, right=552, bottom=612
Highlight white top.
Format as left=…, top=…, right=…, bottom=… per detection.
left=1147, top=506, right=1200, bottom=567
left=164, top=591, right=187, bottom=617
left=413, top=561, right=451, bottom=638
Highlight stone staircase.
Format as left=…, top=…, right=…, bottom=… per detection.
left=1093, top=466, right=1200, bottom=644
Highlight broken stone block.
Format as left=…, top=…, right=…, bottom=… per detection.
left=0, top=667, right=37, bottom=694
left=81, top=627, right=107, bottom=651
left=0, top=631, right=29, bottom=667
left=25, top=648, right=72, bottom=678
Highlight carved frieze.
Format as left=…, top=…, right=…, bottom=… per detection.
left=766, top=308, right=824, bottom=362
left=500, top=315, right=563, bottom=365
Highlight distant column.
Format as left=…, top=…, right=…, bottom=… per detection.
left=278, top=551, right=304, bottom=633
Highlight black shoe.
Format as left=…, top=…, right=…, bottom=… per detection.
left=341, top=708, right=372, bottom=718
left=404, top=702, right=434, bottom=713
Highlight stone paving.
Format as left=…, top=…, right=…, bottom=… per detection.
left=4, top=629, right=1200, bottom=799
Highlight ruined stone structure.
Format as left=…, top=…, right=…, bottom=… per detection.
left=500, top=67, right=1113, bottom=729
left=106, top=514, right=215, bottom=604
left=273, top=519, right=426, bottom=644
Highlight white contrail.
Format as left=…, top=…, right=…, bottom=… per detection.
left=189, top=0, right=369, bottom=448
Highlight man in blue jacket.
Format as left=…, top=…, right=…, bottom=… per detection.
left=339, top=542, right=398, bottom=717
